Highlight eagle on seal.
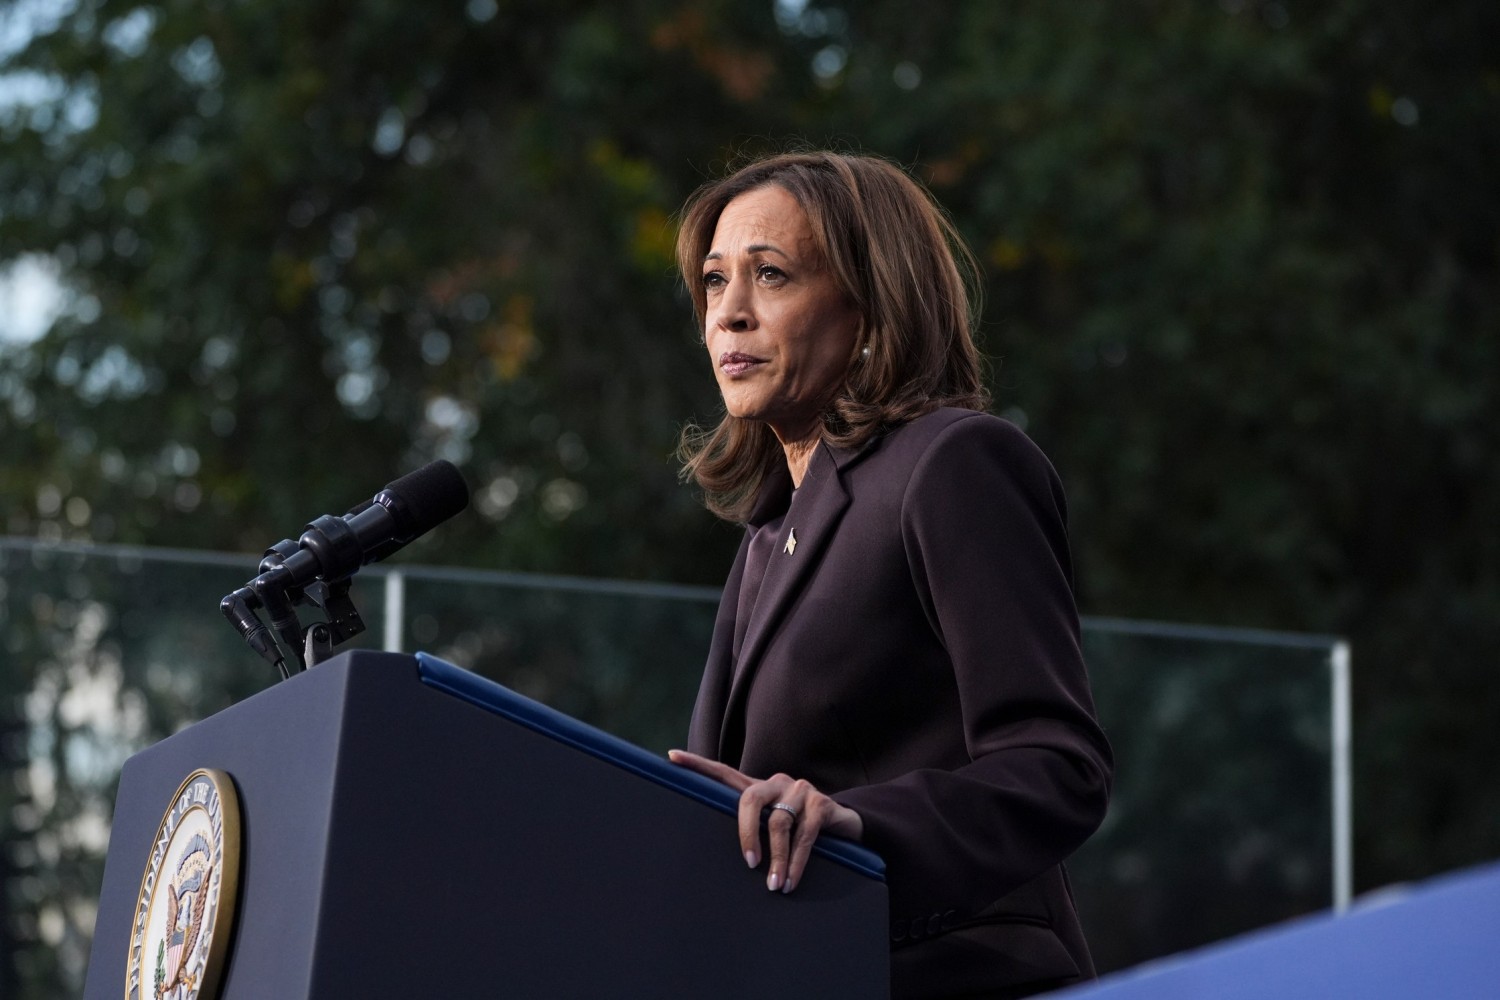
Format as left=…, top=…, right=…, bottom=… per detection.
left=159, top=833, right=214, bottom=998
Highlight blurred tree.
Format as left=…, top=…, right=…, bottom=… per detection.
left=1, top=0, right=1497, bottom=993
left=0, top=0, right=814, bottom=583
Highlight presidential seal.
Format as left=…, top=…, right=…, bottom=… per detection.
left=124, top=769, right=241, bottom=1000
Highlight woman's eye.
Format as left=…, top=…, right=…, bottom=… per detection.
left=756, top=264, right=785, bottom=282
left=702, top=271, right=725, bottom=289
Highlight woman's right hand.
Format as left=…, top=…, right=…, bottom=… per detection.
left=668, top=749, right=863, bottom=894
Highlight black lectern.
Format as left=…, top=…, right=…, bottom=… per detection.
left=83, top=651, right=889, bottom=998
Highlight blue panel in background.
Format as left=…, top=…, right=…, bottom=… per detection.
left=1051, top=860, right=1500, bottom=999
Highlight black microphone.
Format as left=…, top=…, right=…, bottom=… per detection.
left=255, top=459, right=469, bottom=593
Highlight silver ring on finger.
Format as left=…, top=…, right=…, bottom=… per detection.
left=770, top=802, right=799, bottom=823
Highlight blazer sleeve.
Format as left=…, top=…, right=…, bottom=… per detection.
left=832, top=415, right=1112, bottom=923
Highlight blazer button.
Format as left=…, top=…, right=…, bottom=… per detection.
left=941, top=909, right=957, bottom=932
left=891, top=920, right=908, bottom=944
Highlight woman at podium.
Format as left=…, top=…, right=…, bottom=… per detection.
left=668, top=151, right=1113, bottom=999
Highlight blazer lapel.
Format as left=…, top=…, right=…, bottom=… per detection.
left=719, top=443, right=851, bottom=761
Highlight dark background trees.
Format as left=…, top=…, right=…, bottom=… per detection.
left=2, top=0, right=1496, bottom=988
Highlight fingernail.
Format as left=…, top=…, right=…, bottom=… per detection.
left=767, top=872, right=781, bottom=891
left=745, top=850, right=758, bottom=869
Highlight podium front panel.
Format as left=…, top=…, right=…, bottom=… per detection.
left=85, top=651, right=889, bottom=999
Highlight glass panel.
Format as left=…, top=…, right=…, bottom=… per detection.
left=396, top=571, right=718, bottom=754
left=1, top=542, right=264, bottom=996
left=1069, top=624, right=1336, bottom=972
left=0, top=541, right=382, bottom=996
left=0, top=539, right=1338, bottom=993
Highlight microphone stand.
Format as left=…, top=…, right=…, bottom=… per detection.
left=221, top=531, right=370, bottom=679
left=217, top=458, right=470, bottom=677
left=298, top=579, right=366, bottom=667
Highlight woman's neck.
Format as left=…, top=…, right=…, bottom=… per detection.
left=778, top=435, right=819, bottom=488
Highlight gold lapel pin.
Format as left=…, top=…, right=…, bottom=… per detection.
left=784, top=528, right=797, bottom=555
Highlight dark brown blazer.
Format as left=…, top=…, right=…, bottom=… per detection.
left=687, top=408, right=1112, bottom=1000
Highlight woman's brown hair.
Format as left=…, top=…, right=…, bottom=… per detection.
left=677, top=151, right=989, bottom=522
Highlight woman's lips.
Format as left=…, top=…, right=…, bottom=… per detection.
left=719, top=352, right=765, bottom=377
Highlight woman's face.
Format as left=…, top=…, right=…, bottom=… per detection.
left=702, top=185, right=861, bottom=447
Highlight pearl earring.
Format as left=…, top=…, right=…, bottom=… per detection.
left=861, top=346, right=871, bottom=358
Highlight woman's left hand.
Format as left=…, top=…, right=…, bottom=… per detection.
left=668, top=749, right=864, bottom=894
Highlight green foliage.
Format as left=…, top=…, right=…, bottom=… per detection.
left=1, top=0, right=784, bottom=582
left=1, top=0, right=1497, bottom=991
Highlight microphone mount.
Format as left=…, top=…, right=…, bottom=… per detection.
left=220, top=460, right=469, bottom=678
left=224, top=522, right=374, bottom=677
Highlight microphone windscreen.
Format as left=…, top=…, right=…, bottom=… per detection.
left=381, top=460, right=470, bottom=535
